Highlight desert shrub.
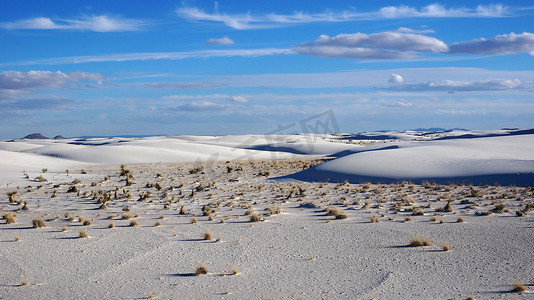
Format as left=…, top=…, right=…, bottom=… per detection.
left=32, top=217, right=46, bottom=228
left=409, top=236, right=432, bottom=247
left=79, top=229, right=88, bottom=238
left=249, top=213, right=260, bottom=222
left=194, top=264, right=209, bottom=276
left=83, top=219, right=92, bottom=226
left=3, top=212, right=16, bottom=224
left=512, top=282, right=526, bottom=292
left=441, top=243, right=450, bottom=251
left=203, top=231, right=213, bottom=240
left=130, top=220, right=138, bottom=227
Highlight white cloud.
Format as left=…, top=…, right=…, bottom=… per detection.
left=295, top=32, right=448, bottom=59
left=0, top=70, right=103, bottom=90
left=1, top=15, right=147, bottom=32
left=205, top=36, right=235, bottom=45
left=4, top=49, right=293, bottom=66
left=381, top=100, right=413, bottom=107
left=385, top=79, right=525, bottom=92
left=388, top=74, right=405, bottom=84
left=167, top=101, right=225, bottom=111
left=177, top=4, right=509, bottom=30
left=449, top=32, right=534, bottom=55
left=231, top=96, right=249, bottom=103
left=145, top=82, right=216, bottom=89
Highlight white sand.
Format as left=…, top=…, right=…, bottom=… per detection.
left=1, top=130, right=533, bottom=299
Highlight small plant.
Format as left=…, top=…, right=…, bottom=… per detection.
left=108, top=222, right=115, bottom=228
left=79, top=229, right=88, bottom=238
left=155, top=221, right=162, bottom=227
left=3, top=212, right=16, bottom=224
left=35, top=175, right=47, bottom=182
left=409, top=236, right=432, bottom=247
left=14, top=235, right=20, bottom=242
left=32, top=217, right=46, bottom=228
left=231, top=267, right=238, bottom=275
left=457, top=217, right=464, bottom=223
left=512, top=282, right=526, bottom=292
left=191, top=217, right=197, bottom=224
left=130, top=220, right=138, bottom=227
left=404, top=216, right=412, bottom=222
left=203, top=231, right=213, bottom=240
left=61, top=226, right=67, bottom=232
left=441, top=243, right=450, bottom=251
left=370, top=215, right=379, bottom=223
left=429, top=216, right=437, bottom=222
left=83, top=219, right=92, bottom=226
left=42, top=168, right=48, bottom=173
left=194, top=264, right=209, bottom=276
left=122, top=213, right=133, bottom=220
left=249, top=213, right=260, bottom=222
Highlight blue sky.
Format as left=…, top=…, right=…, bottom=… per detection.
left=0, top=1, right=533, bottom=138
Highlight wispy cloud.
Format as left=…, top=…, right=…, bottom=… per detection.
left=449, top=32, right=534, bottom=55
left=295, top=31, right=448, bottom=59
left=167, top=101, right=226, bottom=112
left=144, top=82, right=216, bottom=89
left=3, top=49, right=293, bottom=66
left=1, top=15, right=147, bottom=32
left=205, top=36, right=235, bottom=45
left=0, top=70, right=103, bottom=90
left=384, top=78, right=525, bottom=92
left=177, top=4, right=509, bottom=30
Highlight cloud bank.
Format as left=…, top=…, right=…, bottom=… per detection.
left=385, top=78, right=524, bottom=92
left=205, top=36, right=235, bottom=45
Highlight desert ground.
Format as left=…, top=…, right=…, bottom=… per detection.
left=1, top=130, right=533, bottom=299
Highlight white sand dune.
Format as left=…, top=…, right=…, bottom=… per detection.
left=283, top=133, right=534, bottom=185
left=2, top=129, right=534, bottom=185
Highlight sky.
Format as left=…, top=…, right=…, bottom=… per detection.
left=0, top=0, right=533, bottom=138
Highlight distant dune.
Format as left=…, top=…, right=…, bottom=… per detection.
left=2, top=128, right=533, bottom=186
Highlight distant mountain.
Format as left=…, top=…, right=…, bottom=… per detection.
left=22, top=133, right=49, bottom=139
left=53, top=135, right=65, bottom=140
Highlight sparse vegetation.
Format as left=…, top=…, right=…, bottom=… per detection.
left=194, top=264, right=209, bottom=276
left=79, top=229, right=88, bottom=238
left=512, top=282, right=526, bottom=293
left=410, top=236, right=432, bottom=247
left=32, top=217, right=46, bottom=228
left=3, top=212, right=16, bottom=224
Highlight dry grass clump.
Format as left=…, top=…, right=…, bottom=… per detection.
left=429, top=216, right=437, bottom=222
left=122, top=213, right=133, bottom=220
left=404, top=216, right=412, bottom=222
left=32, top=217, right=46, bottom=228
left=79, top=229, right=88, bottom=238
left=3, top=212, right=16, bottom=224
left=130, top=220, right=138, bottom=227
left=249, top=213, right=260, bottom=222
left=194, top=264, right=209, bottom=276
left=14, top=235, right=20, bottom=242
left=512, top=282, right=526, bottom=292
left=370, top=214, right=379, bottom=223
left=154, top=221, right=162, bottom=227
left=325, top=206, right=347, bottom=219
left=61, top=226, right=67, bottom=232
left=191, top=217, right=197, bottom=224
left=83, top=219, right=92, bottom=226
left=203, top=231, right=213, bottom=240
left=409, top=236, right=432, bottom=247
left=108, top=222, right=115, bottom=229
left=231, top=267, right=238, bottom=275
left=457, top=217, right=464, bottom=223
left=441, top=243, right=450, bottom=251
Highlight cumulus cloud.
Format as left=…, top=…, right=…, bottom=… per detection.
left=448, top=32, right=534, bottom=55
left=295, top=32, right=448, bottom=59
left=0, top=70, right=103, bottom=90
left=388, top=74, right=405, bottom=84
left=385, top=79, right=524, bottom=92
left=1, top=15, right=147, bottom=32
left=177, top=4, right=508, bottom=30
left=231, top=96, right=249, bottom=103
left=205, top=36, right=235, bottom=45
